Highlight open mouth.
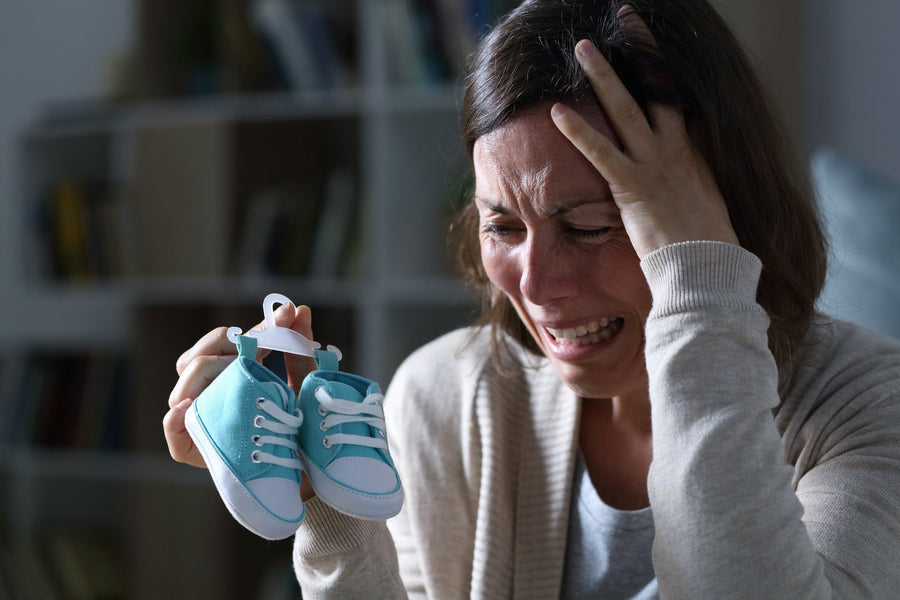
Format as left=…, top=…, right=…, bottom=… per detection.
left=545, top=317, right=624, bottom=346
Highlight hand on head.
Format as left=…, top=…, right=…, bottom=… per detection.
left=549, top=7, right=739, bottom=259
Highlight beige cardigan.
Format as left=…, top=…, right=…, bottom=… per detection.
left=293, top=242, right=900, bottom=599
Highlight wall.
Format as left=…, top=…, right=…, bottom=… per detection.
left=802, top=0, right=900, bottom=179
left=711, top=0, right=900, bottom=182
left=0, top=1, right=135, bottom=336
left=710, top=0, right=804, bottom=145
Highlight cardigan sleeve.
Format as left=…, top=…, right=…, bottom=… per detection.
left=641, top=241, right=900, bottom=599
left=292, top=499, right=406, bottom=600
left=292, top=329, right=480, bottom=599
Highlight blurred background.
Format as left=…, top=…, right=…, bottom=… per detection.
left=0, top=0, right=898, bottom=598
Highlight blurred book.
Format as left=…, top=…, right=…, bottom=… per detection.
left=2, top=352, right=129, bottom=450
left=45, top=530, right=125, bottom=600
left=132, top=121, right=232, bottom=278
left=250, top=0, right=347, bottom=91
left=233, top=182, right=322, bottom=277
left=308, top=167, right=359, bottom=279
left=30, top=179, right=135, bottom=283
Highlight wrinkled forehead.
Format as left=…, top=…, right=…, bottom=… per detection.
left=480, top=97, right=620, bottom=152
left=472, top=99, right=617, bottom=211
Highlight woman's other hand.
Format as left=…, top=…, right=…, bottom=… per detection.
left=162, top=302, right=317, bottom=469
left=550, top=8, right=739, bottom=259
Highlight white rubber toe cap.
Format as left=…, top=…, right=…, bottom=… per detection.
left=326, top=457, right=398, bottom=494
left=246, top=477, right=304, bottom=521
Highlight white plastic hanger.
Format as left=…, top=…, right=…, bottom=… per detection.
left=227, top=292, right=342, bottom=361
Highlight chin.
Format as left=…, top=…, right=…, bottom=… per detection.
left=549, top=356, right=647, bottom=400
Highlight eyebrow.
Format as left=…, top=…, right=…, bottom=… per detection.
left=474, top=196, right=616, bottom=217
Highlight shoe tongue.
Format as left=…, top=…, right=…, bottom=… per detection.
left=327, top=380, right=378, bottom=458
left=267, top=381, right=291, bottom=409
left=329, top=381, right=362, bottom=403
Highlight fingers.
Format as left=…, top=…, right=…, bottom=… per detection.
left=300, top=472, right=316, bottom=501
left=283, top=304, right=317, bottom=393
left=166, top=300, right=317, bottom=472
left=551, top=102, right=625, bottom=184
left=162, top=398, right=207, bottom=468
left=574, top=39, right=654, bottom=157
left=248, top=300, right=298, bottom=362
left=574, top=3, right=688, bottom=156
left=647, top=101, right=688, bottom=141
left=174, top=301, right=295, bottom=376
left=176, top=326, right=237, bottom=376
left=172, top=301, right=314, bottom=405
left=168, top=353, right=235, bottom=409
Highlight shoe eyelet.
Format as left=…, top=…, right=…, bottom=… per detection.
left=317, top=405, right=328, bottom=417
left=319, top=421, right=328, bottom=432
left=322, top=437, right=332, bottom=448
left=250, top=450, right=261, bottom=463
left=251, top=434, right=262, bottom=446
left=253, top=415, right=264, bottom=428
left=255, top=397, right=265, bottom=408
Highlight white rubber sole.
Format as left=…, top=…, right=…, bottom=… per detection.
left=185, top=404, right=304, bottom=540
left=297, top=450, right=403, bottom=520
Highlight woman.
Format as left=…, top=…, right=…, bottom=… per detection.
left=164, top=1, right=900, bottom=597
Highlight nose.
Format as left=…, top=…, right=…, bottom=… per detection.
left=519, top=233, right=579, bottom=306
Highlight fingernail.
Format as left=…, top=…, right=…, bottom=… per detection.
left=550, top=103, right=568, bottom=120
left=575, top=39, right=597, bottom=60
left=275, top=302, right=295, bottom=317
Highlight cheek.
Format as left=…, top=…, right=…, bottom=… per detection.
left=479, top=239, right=520, bottom=295
left=607, top=250, right=652, bottom=316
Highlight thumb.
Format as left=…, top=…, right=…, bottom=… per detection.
left=283, top=304, right=317, bottom=393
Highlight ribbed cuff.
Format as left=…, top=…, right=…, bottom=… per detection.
left=640, top=241, right=763, bottom=318
left=294, top=497, right=386, bottom=557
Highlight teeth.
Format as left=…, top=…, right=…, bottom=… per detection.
left=546, top=318, right=623, bottom=345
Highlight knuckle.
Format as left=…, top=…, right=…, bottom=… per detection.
left=211, top=325, right=231, bottom=339
left=176, top=326, right=232, bottom=375
left=584, top=138, right=615, bottom=165
left=175, top=352, right=190, bottom=376
left=617, top=101, right=646, bottom=126
left=189, top=354, right=222, bottom=377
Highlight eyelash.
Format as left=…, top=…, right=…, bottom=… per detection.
left=481, top=224, right=515, bottom=235
left=481, top=224, right=613, bottom=240
left=568, top=227, right=612, bottom=240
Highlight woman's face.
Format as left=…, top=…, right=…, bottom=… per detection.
left=473, top=104, right=652, bottom=401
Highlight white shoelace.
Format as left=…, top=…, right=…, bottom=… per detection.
left=314, top=386, right=388, bottom=450
left=250, top=386, right=303, bottom=469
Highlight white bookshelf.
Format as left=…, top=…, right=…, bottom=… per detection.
left=0, top=0, right=492, bottom=597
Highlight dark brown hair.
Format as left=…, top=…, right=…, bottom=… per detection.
left=452, top=0, right=827, bottom=368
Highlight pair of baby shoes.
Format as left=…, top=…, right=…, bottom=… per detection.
left=185, top=334, right=403, bottom=540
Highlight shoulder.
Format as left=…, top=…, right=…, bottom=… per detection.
left=789, top=316, right=900, bottom=399
left=778, top=316, right=900, bottom=465
left=387, top=326, right=493, bottom=399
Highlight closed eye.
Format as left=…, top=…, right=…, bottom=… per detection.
left=568, top=227, right=614, bottom=240
left=482, top=223, right=521, bottom=236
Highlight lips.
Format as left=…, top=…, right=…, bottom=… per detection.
left=545, top=317, right=624, bottom=345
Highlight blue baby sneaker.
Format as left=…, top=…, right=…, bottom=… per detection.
left=297, top=350, right=403, bottom=520
left=185, top=335, right=305, bottom=540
